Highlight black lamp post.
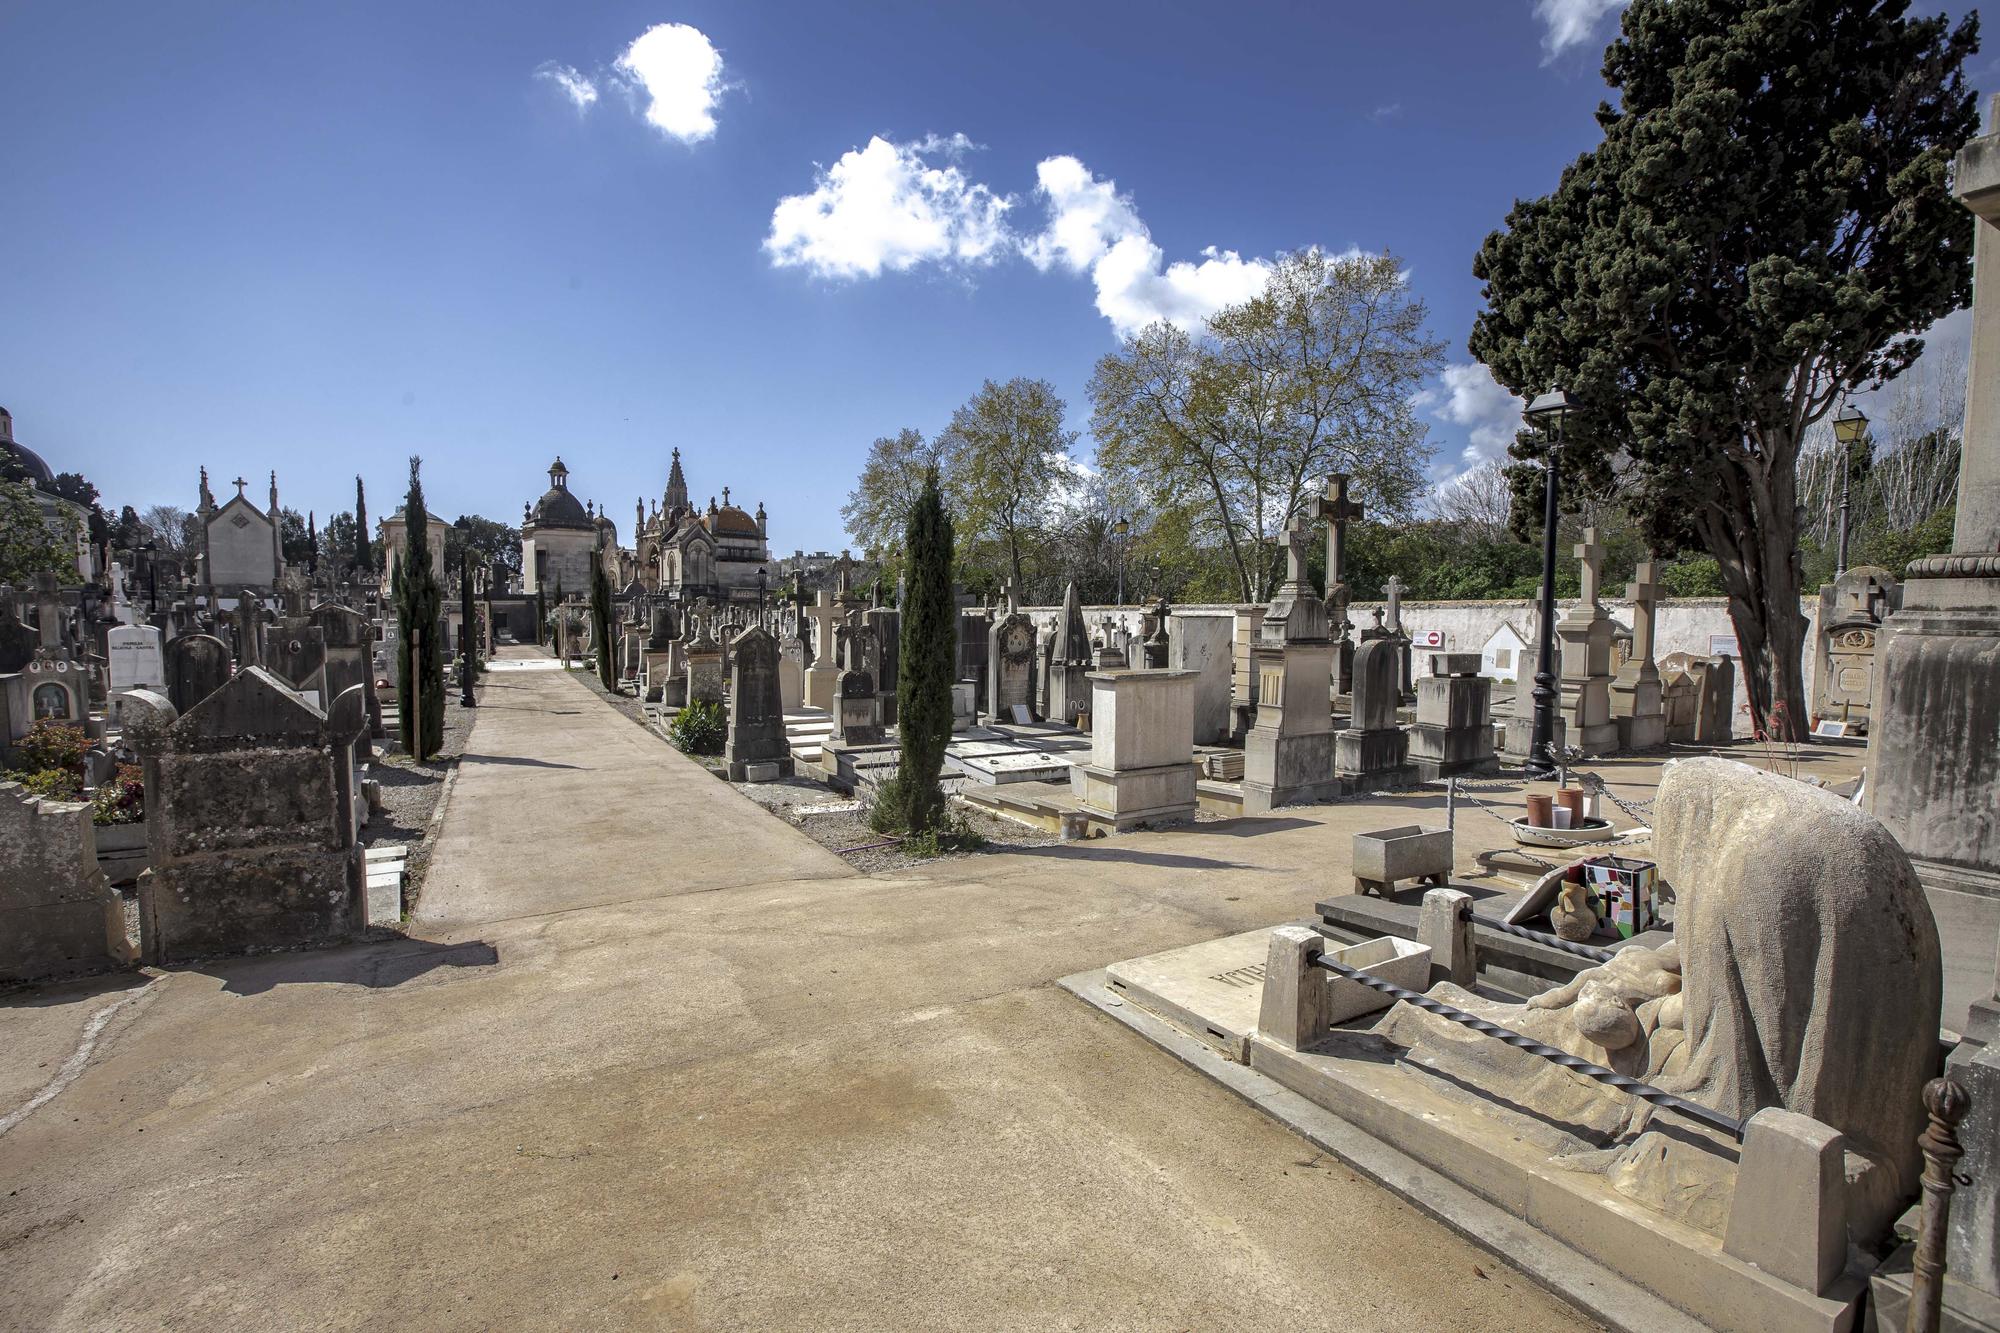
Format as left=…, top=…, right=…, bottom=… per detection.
left=1524, top=388, right=1574, bottom=781
left=141, top=542, right=158, bottom=612
left=459, top=552, right=476, bottom=708
left=758, top=567, right=767, bottom=612
left=1833, top=403, right=1868, bottom=578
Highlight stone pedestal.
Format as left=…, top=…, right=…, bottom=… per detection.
left=1408, top=652, right=1496, bottom=780
left=1609, top=667, right=1665, bottom=751
left=1242, top=640, right=1339, bottom=812
left=1557, top=609, right=1619, bottom=754
left=1069, top=669, right=1198, bottom=830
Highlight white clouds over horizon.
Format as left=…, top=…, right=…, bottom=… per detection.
left=537, top=23, right=730, bottom=144
left=764, top=136, right=1014, bottom=279
left=1420, top=362, right=1524, bottom=464
left=764, top=136, right=1285, bottom=336
left=1535, top=0, right=1628, bottom=59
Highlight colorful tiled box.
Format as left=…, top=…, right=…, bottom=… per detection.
left=1580, top=855, right=1658, bottom=938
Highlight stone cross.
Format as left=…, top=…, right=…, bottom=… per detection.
left=1383, top=575, right=1406, bottom=634
left=233, top=476, right=249, bottom=498
left=1317, top=473, right=1364, bottom=598
left=34, top=571, right=63, bottom=649
left=1625, top=556, right=1663, bottom=670
left=1283, top=518, right=1312, bottom=587
left=1574, top=526, right=1607, bottom=609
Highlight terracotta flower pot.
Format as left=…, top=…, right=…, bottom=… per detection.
left=1555, top=788, right=1586, bottom=826
left=1524, top=793, right=1554, bottom=828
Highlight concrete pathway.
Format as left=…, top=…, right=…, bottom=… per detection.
left=0, top=653, right=1617, bottom=1330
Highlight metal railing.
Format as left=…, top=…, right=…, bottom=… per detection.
left=1467, top=909, right=1618, bottom=964
left=1313, top=953, right=1744, bottom=1141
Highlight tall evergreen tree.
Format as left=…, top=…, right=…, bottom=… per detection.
left=393, top=457, right=444, bottom=759
left=354, top=475, right=372, bottom=575
left=1468, top=0, right=1979, bottom=739
left=893, top=469, right=956, bottom=833
left=589, top=536, right=615, bottom=691
left=306, top=511, right=318, bottom=574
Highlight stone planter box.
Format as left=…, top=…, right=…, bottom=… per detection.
left=1350, top=824, right=1452, bottom=896
left=1323, top=935, right=1432, bottom=1023
left=93, top=821, right=150, bottom=886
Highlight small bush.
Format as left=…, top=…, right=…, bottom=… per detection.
left=668, top=699, right=726, bottom=756
left=903, top=809, right=987, bottom=859
left=15, top=767, right=83, bottom=802
left=93, top=763, right=145, bottom=826
left=867, top=774, right=907, bottom=835
left=12, top=720, right=91, bottom=777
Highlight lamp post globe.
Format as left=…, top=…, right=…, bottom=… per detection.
left=1523, top=387, right=1574, bottom=782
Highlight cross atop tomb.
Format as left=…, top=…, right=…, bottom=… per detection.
left=1384, top=575, right=1406, bottom=634
left=233, top=477, right=249, bottom=498
left=1316, top=473, right=1364, bottom=595
left=1625, top=556, right=1663, bottom=669
left=722, top=486, right=731, bottom=507
left=1574, top=526, right=1607, bottom=608
left=34, top=572, right=63, bottom=650
left=1283, top=517, right=1312, bottom=587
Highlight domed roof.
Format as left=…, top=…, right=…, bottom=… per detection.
left=706, top=504, right=762, bottom=539
left=1, top=437, right=54, bottom=491
left=530, top=485, right=593, bottom=531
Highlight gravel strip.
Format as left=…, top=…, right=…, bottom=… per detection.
left=363, top=676, right=478, bottom=914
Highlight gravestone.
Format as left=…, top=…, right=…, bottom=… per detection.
left=311, top=602, right=378, bottom=753
left=106, top=623, right=166, bottom=723
left=267, top=624, right=329, bottom=706
left=987, top=602, right=1038, bottom=723
left=1069, top=669, right=1199, bottom=829
left=1408, top=652, right=1496, bottom=781
left=1168, top=611, right=1234, bottom=746
left=123, top=672, right=368, bottom=964
left=958, top=609, right=991, bottom=704
left=831, top=669, right=884, bottom=747
left=0, top=780, right=130, bottom=982
left=1556, top=528, right=1619, bottom=754
left=1811, top=565, right=1899, bottom=733
left=1046, top=582, right=1092, bottom=726
left=723, top=626, right=793, bottom=781
left=1141, top=598, right=1171, bottom=669
left=684, top=626, right=724, bottom=707
left=1318, top=473, right=1363, bottom=694
left=802, top=590, right=841, bottom=711
left=1229, top=603, right=1266, bottom=739
left=1334, top=636, right=1415, bottom=790
left=777, top=636, right=805, bottom=712
left=1659, top=651, right=1736, bottom=743
left=866, top=606, right=900, bottom=727
left=1243, top=522, right=1341, bottom=812
left=1610, top=556, right=1667, bottom=750
left=165, top=633, right=232, bottom=714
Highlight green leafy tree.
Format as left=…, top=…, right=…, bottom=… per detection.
left=1092, top=250, right=1443, bottom=602
left=841, top=428, right=942, bottom=574
left=590, top=537, right=615, bottom=691
left=354, top=475, right=372, bottom=575
left=322, top=511, right=358, bottom=575
left=937, top=377, right=1077, bottom=593
left=139, top=505, right=200, bottom=562
left=444, top=514, right=522, bottom=584
left=885, top=469, right=956, bottom=834
left=277, top=508, right=316, bottom=567
left=1468, top=0, right=1980, bottom=739
left=0, top=482, right=80, bottom=582
left=393, top=457, right=444, bottom=759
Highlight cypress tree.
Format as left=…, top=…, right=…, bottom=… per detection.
left=354, top=475, right=371, bottom=575
left=893, top=468, right=955, bottom=833
left=393, top=457, right=444, bottom=759
left=590, top=535, right=615, bottom=691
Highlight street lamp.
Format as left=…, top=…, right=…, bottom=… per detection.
left=1113, top=514, right=1131, bottom=605
left=1523, top=387, right=1575, bottom=782
left=1833, top=403, right=1868, bottom=578
left=757, top=567, right=767, bottom=613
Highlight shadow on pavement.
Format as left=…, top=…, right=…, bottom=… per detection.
left=198, top=937, right=501, bottom=997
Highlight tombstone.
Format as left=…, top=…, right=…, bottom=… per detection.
left=1243, top=521, right=1341, bottom=813
left=0, top=779, right=132, bottom=982
left=1141, top=598, right=1171, bottom=669
left=106, top=623, right=167, bottom=723
left=802, top=590, right=842, bottom=711
left=0, top=648, right=92, bottom=766
left=684, top=626, right=724, bottom=707
left=1068, top=669, right=1200, bottom=830
left=122, top=672, right=368, bottom=965
left=1811, top=565, right=1900, bottom=732
left=1610, top=556, right=1667, bottom=750
left=958, top=609, right=991, bottom=704
left=987, top=598, right=1038, bottom=723
left=866, top=606, right=900, bottom=727
left=1405, top=651, right=1497, bottom=781
left=1334, top=636, right=1416, bottom=790
left=167, top=633, right=232, bottom=716
left=1382, top=575, right=1416, bottom=697
left=267, top=624, right=329, bottom=707
left=1046, top=582, right=1092, bottom=726
left=723, top=627, right=794, bottom=782
left=1168, top=611, right=1234, bottom=746
left=1658, top=651, right=1735, bottom=743
left=1317, top=473, right=1364, bottom=694
left=1556, top=528, right=1619, bottom=754
left=1229, top=603, right=1267, bottom=739
left=311, top=602, right=379, bottom=755
left=830, top=669, right=884, bottom=747
left=777, top=636, right=805, bottom=712
left=1659, top=660, right=1700, bottom=743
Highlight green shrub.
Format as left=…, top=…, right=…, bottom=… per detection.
left=93, top=763, right=145, bottom=826
left=15, top=767, right=83, bottom=802
left=12, top=720, right=91, bottom=776
left=902, top=809, right=987, bottom=858
left=668, top=699, right=726, bottom=756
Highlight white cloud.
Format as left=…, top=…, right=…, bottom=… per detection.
left=764, top=136, right=1014, bottom=279
left=614, top=23, right=729, bottom=143
left=1536, top=0, right=1628, bottom=60
left=1022, top=156, right=1272, bottom=336
left=536, top=62, right=599, bottom=111
left=1429, top=362, right=1525, bottom=458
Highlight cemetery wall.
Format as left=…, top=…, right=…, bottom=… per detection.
left=1009, top=596, right=1820, bottom=739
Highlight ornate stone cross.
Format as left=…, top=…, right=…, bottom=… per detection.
left=1574, top=526, right=1607, bottom=609
left=1317, top=473, right=1364, bottom=598
left=232, top=476, right=249, bottom=498
left=1625, top=555, right=1663, bottom=672
left=1384, top=575, right=1406, bottom=634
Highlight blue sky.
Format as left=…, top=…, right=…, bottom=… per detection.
left=3, top=0, right=1992, bottom=554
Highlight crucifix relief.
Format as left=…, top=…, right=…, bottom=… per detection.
left=1574, top=526, right=1607, bottom=609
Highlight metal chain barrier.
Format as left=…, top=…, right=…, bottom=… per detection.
left=1313, top=953, right=1743, bottom=1141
